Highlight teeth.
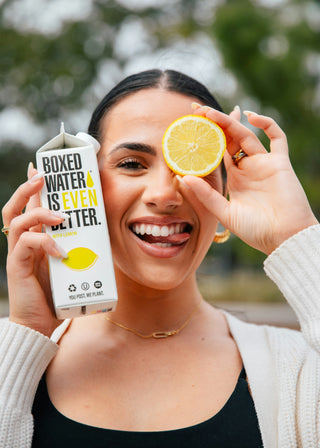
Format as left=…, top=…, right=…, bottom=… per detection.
left=140, top=223, right=146, bottom=235
left=160, top=226, right=169, bottom=237
left=132, top=223, right=186, bottom=237
left=152, top=225, right=161, bottom=237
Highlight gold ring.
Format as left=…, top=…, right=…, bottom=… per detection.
left=232, top=149, right=248, bottom=166
left=1, top=226, right=9, bottom=236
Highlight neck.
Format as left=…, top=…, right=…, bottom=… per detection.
left=109, top=269, right=202, bottom=335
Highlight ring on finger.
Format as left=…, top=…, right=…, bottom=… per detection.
left=1, top=226, right=9, bottom=236
left=232, top=149, right=248, bottom=167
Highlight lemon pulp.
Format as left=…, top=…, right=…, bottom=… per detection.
left=162, top=114, right=226, bottom=177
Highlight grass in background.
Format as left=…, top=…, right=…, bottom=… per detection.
left=198, top=270, right=284, bottom=304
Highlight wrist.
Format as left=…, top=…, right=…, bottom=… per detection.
left=9, top=314, right=59, bottom=338
left=268, top=217, right=319, bottom=255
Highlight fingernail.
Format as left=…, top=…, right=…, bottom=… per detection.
left=51, top=210, right=70, bottom=220
left=28, top=171, right=44, bottom=183
left=27, top=162, right=34, bottom=178
left=54, top=242, right=68, bottom=259
left=243, top=110, right=256, bottom=116
left=233, top=105, right=241, bottom=113
left=176, top=174, right=191, bottom=189
left=191, top=102, right=202, bottom=110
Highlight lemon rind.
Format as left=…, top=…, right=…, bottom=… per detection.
left=162, top=114, right=226, bottom=177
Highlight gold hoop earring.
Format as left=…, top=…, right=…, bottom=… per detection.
left=213, top=229, right=230, bottom=244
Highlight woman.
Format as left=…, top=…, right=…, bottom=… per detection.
left=0, top=69, right=319, bottom=447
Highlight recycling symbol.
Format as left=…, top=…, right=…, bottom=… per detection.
left=68, top=284, right=76, bottom=292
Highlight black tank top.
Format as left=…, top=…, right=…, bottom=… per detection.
left=32, top=367, right=263, bottom=447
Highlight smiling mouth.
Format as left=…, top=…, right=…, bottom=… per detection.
left=130, top=222, right=193, bottom=248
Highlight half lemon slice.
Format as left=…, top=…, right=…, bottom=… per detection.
left=162, top=114, right=226, bottom=177
left=62, top=247, right=98, bottom=271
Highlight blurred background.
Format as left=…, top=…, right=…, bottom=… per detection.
left=1, top=0, right=319, bottom=327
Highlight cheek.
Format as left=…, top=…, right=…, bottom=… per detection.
left=99, top=171, right=122, bottom=223
left=99, top=171, right=138, bottom=228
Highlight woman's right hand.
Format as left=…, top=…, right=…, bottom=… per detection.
left=2, top=163, right=68, bottom=337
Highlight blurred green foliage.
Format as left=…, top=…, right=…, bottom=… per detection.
left=0, top=0, right=319, bottom=278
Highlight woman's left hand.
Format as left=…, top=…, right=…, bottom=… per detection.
left=182, top=106, right=318, bottom=255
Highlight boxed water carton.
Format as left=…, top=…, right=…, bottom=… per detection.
left=36, top=124, right=117, bottom=319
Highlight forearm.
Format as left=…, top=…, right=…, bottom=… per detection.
left=0, top=319, right=58, bottom=448
left=264, top=224, right=320, bottom=351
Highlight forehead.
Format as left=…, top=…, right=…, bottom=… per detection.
left=100, top=88, right=197, bottom=144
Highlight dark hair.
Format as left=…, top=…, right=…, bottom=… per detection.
left=88, top=69, right=224, bottom=140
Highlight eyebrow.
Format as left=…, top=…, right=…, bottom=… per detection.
left=109, top=142, right=157, bottom=156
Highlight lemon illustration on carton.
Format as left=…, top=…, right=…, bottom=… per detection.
left=62, top=247, right=99, bottom=271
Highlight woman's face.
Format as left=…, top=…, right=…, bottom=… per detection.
left=98, top=88, right=222, bottom=290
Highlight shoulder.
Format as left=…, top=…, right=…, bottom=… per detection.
left=224, top=311, right=313, bottom=369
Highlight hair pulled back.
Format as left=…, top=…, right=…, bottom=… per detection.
left=88, top=69, right=223, bottom=141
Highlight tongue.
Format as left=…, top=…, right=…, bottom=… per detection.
left=141, top=232, right=190, bottom=245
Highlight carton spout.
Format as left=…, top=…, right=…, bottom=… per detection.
left=60, top=122, right=65, bottom=134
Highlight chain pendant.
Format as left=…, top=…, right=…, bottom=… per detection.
left=152, top=330, right=177, bottom=338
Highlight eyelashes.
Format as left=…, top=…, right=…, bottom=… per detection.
left=117, top=158, right=146, bottom=170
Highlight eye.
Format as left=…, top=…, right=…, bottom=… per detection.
left=117, top=158, right=146, bottom=171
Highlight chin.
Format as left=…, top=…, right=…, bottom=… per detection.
left=115, top=262, right=193, bottom=292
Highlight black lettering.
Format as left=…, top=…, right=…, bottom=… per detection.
left=58, top=154, right=68, bottom=171
left=61, top=172, right=70, bottom=189
left=56, top=174, right=67, bottom=191
left=45, top=172, right=86, bottom=192
left=73, top=209, right=82, bottom=226
left=47, top=193, right=60, bottom=211
left=51, top=156, right=60, bottom=173
left=65, top=211, right=72, bottom=228
left=59, top=220, right=67, bottom=230
left=88, top=208, right=98, bottom=225
left=42, top=153, right=83, bottom=176
left=66, top=154, right=74, bottom=170
left=82, top=209, right=90, bottom=226
left=45, top=175, right=56, bottom=193
left=74, top=153, right=82, bottom=170
left=43, top=157, right=51, bottom=174
left=70, top=172, right=78, bottom=188
left=77, top=171, right=86, bottom=188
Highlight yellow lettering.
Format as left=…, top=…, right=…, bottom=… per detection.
left=70, top=191, right=79, bottom=208
left=61, top=189, right=97, bottom=210
left=80, top=190, right=88, bottom=207
left=88, top=189, right=98, bottom=206
left=62, top=192, right=70, bottom=210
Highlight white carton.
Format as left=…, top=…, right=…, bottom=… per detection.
left=36, top=124, right=117, bottom=319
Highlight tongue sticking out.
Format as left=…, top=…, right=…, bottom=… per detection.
left=140, top=232, right=190, bottom=245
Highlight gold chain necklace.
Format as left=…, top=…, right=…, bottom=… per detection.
left=103, top=299, right=202, bottom=339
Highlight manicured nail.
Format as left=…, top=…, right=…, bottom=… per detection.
left=233, top=105, right=241, bottom=114
left=28, top=171, right=44, bottom=183
left=54, top=242, right=68, bottom=259
left=243, top=110, right=257, bottom=116
left=191, top=102, right=202, bottom=110
left=27, top=161, right=34, bottom=179
left=176, top=174, right=191, bottom=189
left=51, top=210, right=70, bottom=220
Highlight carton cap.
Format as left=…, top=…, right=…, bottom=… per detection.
left=76, top=132, right=101, bottom=154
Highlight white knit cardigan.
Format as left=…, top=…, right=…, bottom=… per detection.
left=0, top=225, right=320, bottom=448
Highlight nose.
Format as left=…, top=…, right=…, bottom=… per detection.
left=142, top=165, right=183, bottom=211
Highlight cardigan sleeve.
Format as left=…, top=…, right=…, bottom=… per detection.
left=0, top=319, right=59, bottom=448
left=264, top=224, right=320, bottom=352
